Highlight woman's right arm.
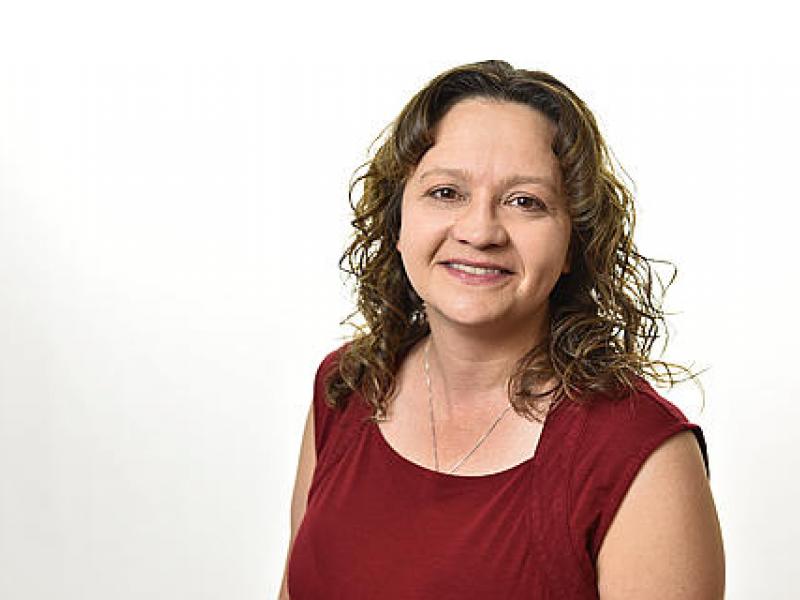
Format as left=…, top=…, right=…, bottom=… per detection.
left=278, top=401, right=317, bottom=599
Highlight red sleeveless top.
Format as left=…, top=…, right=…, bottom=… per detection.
left=286, top=344, right=708, bottom=599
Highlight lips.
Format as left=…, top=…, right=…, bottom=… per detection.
left=440, top=259, right=513, bottom=274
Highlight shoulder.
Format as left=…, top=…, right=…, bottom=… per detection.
left=593, top=394, right=725, bottom=598
left=567, top=378, right=709, bottom=565
left=314, top=341, right=349, bottom=384
left=310, top=341, right=360, bottom=457
left=575, top=378, right=708, bottom=476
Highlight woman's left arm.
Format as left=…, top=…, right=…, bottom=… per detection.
left=596, top=430, right=725, bottom=599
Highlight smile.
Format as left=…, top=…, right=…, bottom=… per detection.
left=442, top=263, right=513, bottom=285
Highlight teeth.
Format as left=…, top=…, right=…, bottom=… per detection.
left=449, top=263, right=504, bottom=275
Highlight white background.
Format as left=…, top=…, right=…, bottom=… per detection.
left=1, top=1, right=798, bottom=598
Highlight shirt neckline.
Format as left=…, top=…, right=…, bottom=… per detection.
left=370, top=396, right=568, bottom=481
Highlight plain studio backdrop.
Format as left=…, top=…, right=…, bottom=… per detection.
left=0, top=2, right=798, bottom=599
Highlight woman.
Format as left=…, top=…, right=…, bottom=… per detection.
left=278, top=60, right=725, bottom=599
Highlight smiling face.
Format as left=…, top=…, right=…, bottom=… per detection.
left=396, top=98, right=572, bottom=336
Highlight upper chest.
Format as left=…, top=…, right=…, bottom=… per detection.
left=377, top=357, right=546, bottom=477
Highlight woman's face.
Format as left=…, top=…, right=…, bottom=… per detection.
left=397, top=98, right=572, bottom=334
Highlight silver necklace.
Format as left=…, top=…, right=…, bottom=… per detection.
left=423, top=338, right=513, bottom=475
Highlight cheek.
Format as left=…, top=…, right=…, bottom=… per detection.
left=397, top=223, right=421, bottom=264
left=397, top=206, right=418, bottom=253
left=399, top=215, right=436, bottom=256
left=523, top=233, right=571, bottom=280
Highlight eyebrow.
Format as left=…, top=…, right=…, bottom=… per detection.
left=418, top=167, right=560, bottom=195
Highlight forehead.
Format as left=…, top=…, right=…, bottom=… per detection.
left=414, top=98, right=560, bottom=180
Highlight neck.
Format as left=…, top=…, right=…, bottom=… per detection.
left=420, top=312, right=549, bottom=419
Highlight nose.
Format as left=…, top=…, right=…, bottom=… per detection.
left=450, top=191, right=509, bottom=249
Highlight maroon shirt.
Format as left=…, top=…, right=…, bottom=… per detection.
left=287, top=344, right=708, bottom=599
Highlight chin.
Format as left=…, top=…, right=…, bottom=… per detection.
left=433, top=305, right=513, bottom=327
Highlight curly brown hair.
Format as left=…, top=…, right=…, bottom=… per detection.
left=324, top=59, right=699, bottom=422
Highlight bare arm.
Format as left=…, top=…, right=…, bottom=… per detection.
left=277, top=401, right=317, bottom=600
left=597, top=430, right=725, bottom=599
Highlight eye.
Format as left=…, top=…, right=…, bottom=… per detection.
left=508, top=195, right=547, bottom=212
left=428, top=186, right=462, bottom=201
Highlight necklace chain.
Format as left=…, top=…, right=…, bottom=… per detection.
left=423, top=338, right=513, bottom=475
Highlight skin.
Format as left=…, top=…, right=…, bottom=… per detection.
left=396, top=98, right=571, bottom=419
left=278, top=98, right=725, bottom=598
left=278, top=403, right=314, bottom=600
left=596, top=430, right=726, bottom=599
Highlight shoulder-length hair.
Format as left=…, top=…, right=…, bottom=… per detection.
left=324, top=59, right=697, bottom=422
